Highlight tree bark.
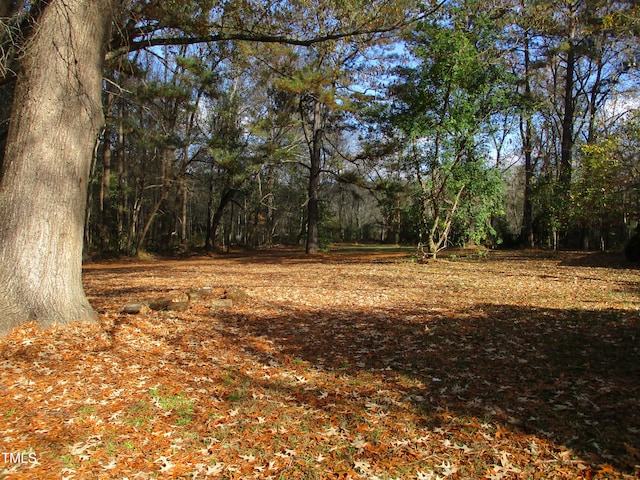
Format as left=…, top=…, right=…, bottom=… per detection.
left=116, top=105, right=127, bottom=251
left=520, top=32, right=535, bottom=248
left=206, top=187, right=236, bottom=250
left=180, top=182, right=188, bottom=243
left=0, top=0, right=114, bottom=336
left=521, top=132, right=535, bottom=248
left=559, top=39, right=576, bottom=190
left=99, top=123, right=113, bottom=251
left=305, top=99, right=324, bottom=254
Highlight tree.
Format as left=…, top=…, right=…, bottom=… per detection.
left=268, top=39, right=397, bottom=253
left=570, top=139, right=623, bottom=250
left=390, top=0, right=510, bottom=258
left=610, top=110, right=640, bottom=237
left=518, top=28, right=538, bottom=248
left=512, top=0, right=638, bottom=249
left=0, top=0, right=116, bottom=335
left=203, top=75, right=255, bottom=250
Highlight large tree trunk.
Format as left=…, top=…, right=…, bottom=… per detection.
left=0, top=0, right=114, bottom=336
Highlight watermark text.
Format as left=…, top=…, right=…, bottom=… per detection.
left=2, top=452, right=37, bottom=464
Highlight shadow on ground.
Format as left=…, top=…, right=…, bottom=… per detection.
left=79, top=248, right=640, bottom=474
left=219, top=300, right=640, bottom=472
left=558, top=251, right=634, bottom=270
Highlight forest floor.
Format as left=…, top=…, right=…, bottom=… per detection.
left=1, top=246, right=639, bottom=479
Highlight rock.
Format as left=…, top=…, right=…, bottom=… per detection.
left=148, top=297, right=172, bottom=311
left=170, top=292, right=190, bottom=303
left=123, top=288, right=219, bottom=314
left=210, top=298, right=233, bottom=311
left=223, top=288, right=247, bottom=304
left=188, top=286, right=214, bottom=300
left=149, top=294, right=190, bottom=311
left=167, top=301, right=190, bottom=312
left=122, top=303, right=146, bottom=314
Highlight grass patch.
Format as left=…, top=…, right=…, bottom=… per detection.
left=149, top=387, right=195, bottom=425
left=77, top=405, right=96, bottom=416
left=125, top=399, right=152, bottom=427
left=4, top=408, right=16, bottom=417
left=59, top=454, right=79, bottom=469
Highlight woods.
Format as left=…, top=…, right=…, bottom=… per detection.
left=0, top=0, right=638, bottom=332
left=0, top=0, right=418, bottom=333
left=78, top=0, right=640, bottom=259
left=0, top=1, right=636, bottom=328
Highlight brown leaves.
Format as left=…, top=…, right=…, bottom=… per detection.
left=0, top=249, right=639, bottom=478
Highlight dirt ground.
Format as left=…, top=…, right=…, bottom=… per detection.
left=1, top=247, right=639, bottom=478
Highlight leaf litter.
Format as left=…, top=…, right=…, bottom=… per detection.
left=0, top=248, right=639, bottom=478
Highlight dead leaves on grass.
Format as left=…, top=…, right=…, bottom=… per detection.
left=0, top=250, right=639, bottom=478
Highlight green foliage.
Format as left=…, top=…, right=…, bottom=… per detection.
left=175, top=56, right=217, bottom=87
left=570, top=139, right=623, bottom=231
left=451, top=160, right=505, bottom=246
left=531, top=174, right=564, bottom=245
left=81, top=0, right=640, bottom=256
left=383, top=0, right=512, bottom=255
left=611, top=111, right=640, bottom=228
left=392, top=1, right=514, bottom=141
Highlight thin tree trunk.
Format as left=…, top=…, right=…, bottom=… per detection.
left=209, top=188, right=236, bottom=249
left=520, top=33, right=535, bottom=248
left=178, top=90, right=202, bottom=244
left=99, top=127, right=112, bottom=250
left=586, top=53, right=604, bottom=145
left=101, top=135, right=112, bottom=217
left=128, top=183, right=143, bottom=254
left=522, top=138, right=535, bottom=248
left=560, top=40, right=576, bottom=190
left=0, top=0, right=115, bottom=336
left=136, top=149, right=171, bottom=254
left=305, top=99, right=324, bottom=254
left=181, top=184, right=188, bottom=243
left=425, top=185, right=465, bottom=259
left=136, top=188, right=170, bottom=254
left=265, top=165, right=276, bottom=247
left=84, top=131, right=101, bottom=251
left=117, top=104, right=127, bottom=251
left=205, top=163, right=216, bottom=250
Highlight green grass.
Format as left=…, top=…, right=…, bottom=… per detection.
left=125, top=399, right=152, bottom=427
left=149, top=387, right=195, bottom=425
